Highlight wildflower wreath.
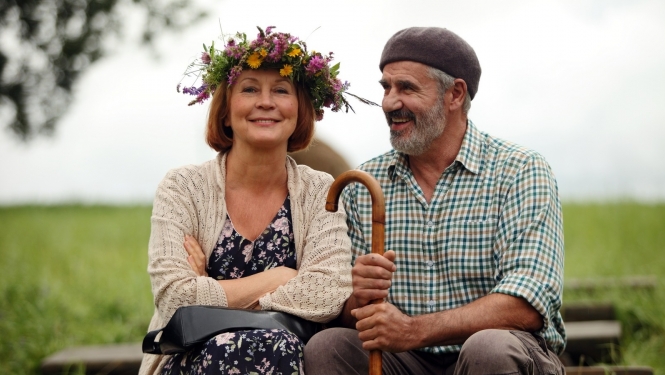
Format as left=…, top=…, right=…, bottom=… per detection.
left=178, top=26, right=377, bottom=121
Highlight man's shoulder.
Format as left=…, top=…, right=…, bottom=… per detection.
left=357, top=149, right=397, bottom=175
left=480, top=130, right=549, bottom=169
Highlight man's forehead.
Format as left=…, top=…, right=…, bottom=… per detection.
left=380, top=61, right=432, bottom=84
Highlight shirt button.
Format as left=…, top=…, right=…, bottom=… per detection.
left=426, top=260, right=434, bottom=268
left=427, top=220, right=434, bottom=227
left=428, top=300, right=435, bottom=307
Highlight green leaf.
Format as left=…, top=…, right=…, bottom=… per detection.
left=330, top=62, right=340, bottom=74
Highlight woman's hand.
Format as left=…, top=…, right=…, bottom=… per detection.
left=265, top=266, right=299, bottom=287
left=184, top=234, right=208, bottom=277
left=222, top=266, right=298, bottom=309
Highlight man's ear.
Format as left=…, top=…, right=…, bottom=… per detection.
left=448, top=79, right=468, bottom=111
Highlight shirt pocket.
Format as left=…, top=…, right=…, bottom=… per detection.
left=442, top=219, right=498, bottom=301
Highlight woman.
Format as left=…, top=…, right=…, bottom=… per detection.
left=139, top=26, right=362, bottom=375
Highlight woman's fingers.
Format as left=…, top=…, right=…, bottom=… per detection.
left=184, top=234, right=207, bottom=276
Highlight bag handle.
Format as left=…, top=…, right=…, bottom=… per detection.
left=142, top=329, right=164, bottom=354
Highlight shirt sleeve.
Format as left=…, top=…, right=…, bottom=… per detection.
left=489, top=153, right=565, bottom=335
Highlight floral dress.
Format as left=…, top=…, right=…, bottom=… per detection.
left=162, top=196, right=304, bottom=375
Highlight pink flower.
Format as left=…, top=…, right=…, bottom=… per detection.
left=221, top=220, right=234, bottom=238
left=306, top=55, right=326, bottom=75
left=215, top=332, right=235, bottom=346
left=201, top=52, right=211, bottom=64
left=242, top=243, right=254, bottom=263
left=272, top=217, right=290, bottom=234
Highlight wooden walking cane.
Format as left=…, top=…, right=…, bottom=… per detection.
left=325, top=170, right=385, bottom=375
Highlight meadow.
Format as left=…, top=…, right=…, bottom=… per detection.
left=0, top=203, right=663, bottom=374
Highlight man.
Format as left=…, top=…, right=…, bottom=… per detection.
left=304, top=27, right=566, bottom=374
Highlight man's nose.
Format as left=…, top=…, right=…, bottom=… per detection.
left=382, top=90, right=402, bottom=113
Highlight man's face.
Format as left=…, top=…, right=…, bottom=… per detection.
left=380, top=61, right=446, bottom=156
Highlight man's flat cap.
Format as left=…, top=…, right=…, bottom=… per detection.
left=380, top=27, right=481, bottom=100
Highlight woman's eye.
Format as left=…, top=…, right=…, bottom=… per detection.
left=241, top=87, right=257, bottom=93
left=274, top=87, right=289, bottom=94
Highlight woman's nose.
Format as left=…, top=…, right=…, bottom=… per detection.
left=256, top=90, right=276, bottom=109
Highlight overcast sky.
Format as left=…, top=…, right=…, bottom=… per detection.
left=2, top=0, right=664, bottom=204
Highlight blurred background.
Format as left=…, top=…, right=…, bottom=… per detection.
left=2, top=0, right=665, bottom=203
left=1, top=0, right=664, bottom=374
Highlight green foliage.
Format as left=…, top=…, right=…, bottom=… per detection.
left=563, top=203, right=665, bottom=278
left=0, top=205, right=153, bottom=374
left=0, top=203, right=663, bottom=373
left=0, top=0, right=206, bottom=141
left=562, top=203, right=665, bottom=374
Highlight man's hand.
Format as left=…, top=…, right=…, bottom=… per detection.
left=351, top=302, right=421, bottom=352
left=351, top=250, right=396, bottom=307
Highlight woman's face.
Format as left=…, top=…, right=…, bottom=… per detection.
left=226, top=69, right=298, bottom=151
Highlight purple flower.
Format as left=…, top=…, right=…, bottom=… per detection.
left=227, top=66, right=242, bottom=85
left=182, top=84, right=207, bottom=96
left=332, top=79, right=342, bottom=92
left=306, top=55, right=326, bottom=75
left=265, top=26, right=275, bottom=34
left=194, top=91, right=209, bottom=104
left=201, top=52, right=211, bottom=64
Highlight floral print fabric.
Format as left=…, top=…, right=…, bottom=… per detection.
left=162, top=195, right=303, bottom=375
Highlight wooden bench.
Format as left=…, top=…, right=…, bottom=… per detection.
left=41, top=343, right=142, bottom=375
left=565, top=367, right=654, bottom=375
left=40, top=303, right=652, bottom=374
left=559, top=302, right=623, bottom=366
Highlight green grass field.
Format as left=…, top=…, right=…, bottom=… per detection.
left=0, top=203, right=664, bottom=374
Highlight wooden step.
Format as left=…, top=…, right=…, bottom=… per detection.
left=561, top=302, right=615, bottom=322
left=41, top=343, right=142, bottom=375
left=565, top=366, right=654, bottom=375
left=564, top=320, right=622, bottom=365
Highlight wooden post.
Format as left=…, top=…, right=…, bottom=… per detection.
left=325, top=170, right=385, bottom=375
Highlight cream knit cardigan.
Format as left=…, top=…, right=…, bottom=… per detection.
left=139, top=153, right=353, bottom=375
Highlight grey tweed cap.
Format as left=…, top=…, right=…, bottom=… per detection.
left=380, top=27, right=481, bottom=100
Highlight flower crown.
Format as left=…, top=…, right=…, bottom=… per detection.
left=178, top=26, right=377, bottom=120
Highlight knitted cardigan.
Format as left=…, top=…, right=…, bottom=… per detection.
left=139, top=153, right=353, bottom=375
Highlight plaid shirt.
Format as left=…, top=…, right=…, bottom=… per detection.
left=341, top=121, right=566, bottom=354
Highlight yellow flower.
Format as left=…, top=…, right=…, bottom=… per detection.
left=287, top=47, right=301, bottom=57
left=259, top=48, right=268, bottom=57
left=280, top=64, right=293, bottom=77
left=247, top=52, right=262, bottom=69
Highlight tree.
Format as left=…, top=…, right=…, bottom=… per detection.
left=0, top=0, right=206, bottom=141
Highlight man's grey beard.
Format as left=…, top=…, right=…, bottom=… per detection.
left=387, top=100, right=446, bottom=156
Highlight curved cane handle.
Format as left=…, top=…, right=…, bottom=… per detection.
left=326, top=170, right=385, bottom=375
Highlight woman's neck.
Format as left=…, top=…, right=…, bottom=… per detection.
left=225, top=146, right=288, bottom=192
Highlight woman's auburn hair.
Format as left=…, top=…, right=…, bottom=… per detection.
left=205, top=77, right=316, bottom=153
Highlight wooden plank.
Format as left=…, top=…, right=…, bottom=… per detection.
left=565, top=366, right=654, bottom=375
left=564, top=320, right=622, bottom=365
left=565, top=276, right=657, bottom=292
left=562, top=303, right=615, bottom=322
left=41, top=343, right=142, bottom=375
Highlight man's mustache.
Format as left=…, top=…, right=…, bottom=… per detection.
left=384, top=109, right=416, bottom=125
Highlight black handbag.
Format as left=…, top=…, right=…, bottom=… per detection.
left=142, top=305, right=322, bottom=355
